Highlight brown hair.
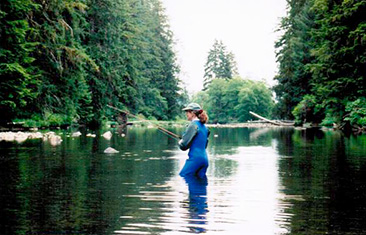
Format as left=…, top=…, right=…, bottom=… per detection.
left=193, top=110, right=209, bottom=124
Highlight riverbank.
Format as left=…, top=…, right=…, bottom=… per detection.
left=0, top=119, right=327, bottom=132
left=0, top=130, right=98, bottom=145
left=0, top=119, right=188, bottom=132
left=0, top=131, right=62, bottom=145
left=206, top=121, right=293, bottom=128
left=0, top=120, right=292, bottom=145
left=2, top=120, right=364, bottom=144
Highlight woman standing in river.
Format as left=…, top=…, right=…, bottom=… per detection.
left=178, top=103, right=210, bottom=178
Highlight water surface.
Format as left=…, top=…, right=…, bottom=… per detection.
left=1, top=127, right=366, bottom=234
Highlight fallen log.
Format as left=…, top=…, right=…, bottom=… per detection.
left=249, top=111, right=294, bottom=126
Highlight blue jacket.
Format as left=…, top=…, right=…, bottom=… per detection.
left=179, top=120, right=210, bottom=158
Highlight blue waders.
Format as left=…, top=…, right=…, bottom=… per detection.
left=179, top=120, right=209, bottom=178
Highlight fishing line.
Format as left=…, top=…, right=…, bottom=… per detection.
left=107, top=105, right=181, bottom=141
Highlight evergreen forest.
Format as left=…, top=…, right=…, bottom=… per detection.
left=0, top=0, right=185, bottom=127
left=2, top=0, right=366, bottom=129
left=274, top=0, right=366, bottom=129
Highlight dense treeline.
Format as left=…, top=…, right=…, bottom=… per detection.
left=197, top=40, right=274, bottom=123
left=0, top=0, right=185, bottom=127
left=193, top=78, right=274, bottom=123
left=274, top=0, right=366, bottom=128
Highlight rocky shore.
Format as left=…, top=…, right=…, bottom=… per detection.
left=0, top=130, right=117, bottom=146
left=0, top=131, right=63, bottom=146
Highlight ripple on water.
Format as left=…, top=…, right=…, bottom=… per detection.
left=114, top=146, right=294, bottom=234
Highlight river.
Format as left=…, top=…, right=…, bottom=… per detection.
left=1, top=127, right=366, bottom=234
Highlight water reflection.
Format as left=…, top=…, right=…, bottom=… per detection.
left=182, top=175, right=208, bottom=233
left=207, top=145, right=288, bottom=234
left=2, top=127, right=366, bottom=234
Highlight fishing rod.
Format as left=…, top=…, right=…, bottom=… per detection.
left=107, top=105, right=181, bottom=141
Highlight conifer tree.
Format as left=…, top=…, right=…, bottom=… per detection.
left=273, top=0, right=315, bottom=119
left=135, top=0, right=181, bottom=120
left=0, top=0, right=182, bottom=126
left=0, top=0, right=41, bottom=123
left=274, top=0, right=366, bottom=126
left=29, top=0, right=95, bottom=124
left=85, top=0, right=140, bottom=125
left=203, top=40, right=238, bottom=89
left=308, top=0, right=366, bottom=123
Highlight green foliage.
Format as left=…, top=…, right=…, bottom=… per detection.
left=0, top=0, right=182, bottom=126
left=14, top=111, right=73, bottom=128
left=0, top=0, right=41, bottom=123
left=85, top=0, right=181, bottom=124
left=192, top=78, right=274, bottom=123
left=345, top=98, right=366, bottom=126
left=321, top=113, right=338, bottom=127
left=273, top=0, right=315, bottom=119
left=206, top=79, right=229, bottom=123
left=235, top=80, right=274, bottom=122
left=275, top=0, right=366, bottom=127
left=292, top=95, right=323, bottom=125
left=203, top=40, right=238, bottom=89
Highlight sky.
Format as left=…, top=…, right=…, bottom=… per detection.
left=161, top=0, right=288, bottom=93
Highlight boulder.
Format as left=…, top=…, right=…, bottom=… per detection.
left=15, top=132, right=28, bottom=143
left=49, top=135, right=62, bottom=146
left=44, top=132, right=62, bottom=146
left=102, top=131, right=112, bottom=140
left=104, top=147, right=119, bottom=154
left=71, top=131, right=82, bottom=137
